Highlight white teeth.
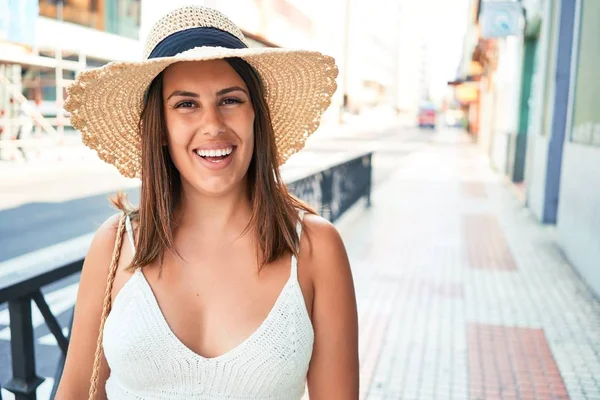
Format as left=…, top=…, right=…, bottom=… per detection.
left=195, top=147, right=233, bottom=157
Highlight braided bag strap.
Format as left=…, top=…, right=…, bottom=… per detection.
left=88, top=213, right=127, bottom=399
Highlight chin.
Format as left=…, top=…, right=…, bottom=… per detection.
left=176, top=157, right=251, bottom=198
left=191, top=177, right=245, bottom=198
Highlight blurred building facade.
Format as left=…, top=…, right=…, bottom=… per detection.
left=343, top=0, right=401, bottom=114
left=453, top=0, right=600, bottom=297
left=0, top=0, right=143, bottom=161
left=554, top=0, right=600, bottom=299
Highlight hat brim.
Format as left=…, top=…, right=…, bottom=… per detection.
left=65, top=46, right=338, bottom=178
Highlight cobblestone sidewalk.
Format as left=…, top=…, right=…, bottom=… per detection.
left=336, top=129, right=600, bottom=400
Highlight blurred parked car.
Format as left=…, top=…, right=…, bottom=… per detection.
left=418, top=102, right=437, bottom=129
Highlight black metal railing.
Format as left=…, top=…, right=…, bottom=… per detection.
left=287, top=153, right=372, bottom=222
left=0, top=151, right=372, bottom=400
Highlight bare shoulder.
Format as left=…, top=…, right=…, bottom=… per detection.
left=84, top=213, right=125, bottom=273
left=299, top=214, right=352, bottom=296
left=90, top=213, right=122, bottom=252
left=90, top=212, right=136, bottom=299
left=300, top=213, right=348, bottom=273
left=76, top=213, right=121, bottom=273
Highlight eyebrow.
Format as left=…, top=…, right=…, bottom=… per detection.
left=166, top=90, right=198, bottom=100
left=217, top=86, right=248, bottom=96
left=166, top=86, right=248, bottom=101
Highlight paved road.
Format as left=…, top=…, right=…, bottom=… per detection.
left=0, top=124, right=433, bottom=399
left=0, top=188, right=141, bottom=262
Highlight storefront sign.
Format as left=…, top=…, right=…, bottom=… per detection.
left=455, top=82, right=480, bottom=104
left=480, top=2, right=523, bottom=38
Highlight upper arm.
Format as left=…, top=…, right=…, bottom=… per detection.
left=304, top=215, right=359, bottom=399
left=55, top=213, right=122, bottom=400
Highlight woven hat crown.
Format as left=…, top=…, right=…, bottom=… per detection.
left=143, top=6, right=249, bottom=60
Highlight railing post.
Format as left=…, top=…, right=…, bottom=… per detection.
left=32, top=291, right=69, bottom=355
left=320, top=170, right=334, bottom=222
left=364, top=153, right=372, bottom=208
left=3, top=297, right=44, bottom=400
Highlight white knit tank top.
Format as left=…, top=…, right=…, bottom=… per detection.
left=102, top=212, right=314, bottom=399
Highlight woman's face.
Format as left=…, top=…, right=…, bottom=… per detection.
left=162, top=59, right=255, bottom=198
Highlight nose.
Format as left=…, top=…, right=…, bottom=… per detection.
left=200, top=104, right=226, bottom=137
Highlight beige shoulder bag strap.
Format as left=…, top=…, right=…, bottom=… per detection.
left=88, top=213, right=127, bottom=400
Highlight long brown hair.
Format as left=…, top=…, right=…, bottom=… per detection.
left=112, top=58, right=314, bottom=272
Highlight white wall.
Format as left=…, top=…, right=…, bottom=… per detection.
left=477, top=82, right=494, bottom=154
left=36, top=16, right=142, bottom=61
left=526, top=134, right=549, bottom=220
left=523, top=0, right=555, bottom=221
left=557, top=0, right=600, bottom=297
left=490, top=36, right=524, bottom=174
left=557, top=142, right=600, bottom=298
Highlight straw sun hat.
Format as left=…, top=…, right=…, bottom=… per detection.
left=64, top=5, right=338, bottom=178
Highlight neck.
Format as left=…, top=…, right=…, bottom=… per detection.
left=176, top=183, right=253, bottom=239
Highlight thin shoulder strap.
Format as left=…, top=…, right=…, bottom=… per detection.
left=290, top=210, right=306, bottom=280
left=88, top=213, right=127, bottom=400
left=125, top=214, right=136, bottom=254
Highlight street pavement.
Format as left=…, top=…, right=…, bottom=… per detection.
left=0, top=120, right=429, bottom=399
left=4, top=127, right=598, bottom=399
left=333, top=129, right=600, bottom=399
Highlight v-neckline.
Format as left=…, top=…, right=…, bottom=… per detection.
left=135, top=268, right=296, bottom=362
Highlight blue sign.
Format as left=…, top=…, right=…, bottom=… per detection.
left=480, top=2, right=523, bottom=38
left=0, top=0, right=39, bottom=46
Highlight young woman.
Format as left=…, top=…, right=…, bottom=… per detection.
left=56, top=5, right=358, bottom=400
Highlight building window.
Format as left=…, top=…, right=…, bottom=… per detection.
left=570, top=0, right=600, bottom=147
left=105, top=0, right=141, bottom=39
left=38, top=0, right=140, bottom=39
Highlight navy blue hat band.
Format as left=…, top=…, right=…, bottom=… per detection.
left=148, top=27, right=247, bottom=59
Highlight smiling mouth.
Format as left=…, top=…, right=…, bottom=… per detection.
left=194, top=146, right=236, bottom=163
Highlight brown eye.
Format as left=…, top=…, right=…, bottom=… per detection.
left=175, top=100, right=196, bottom=108
left=221, top=97, right=243, bottom=106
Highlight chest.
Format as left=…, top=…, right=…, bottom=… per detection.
left=111, top=236, right=314, bottom=357
left=151, top=256, right=302, bottom=355
left=103, top=262, right=314, bottom=398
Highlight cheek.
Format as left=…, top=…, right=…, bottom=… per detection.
left=238, top=109, right=255, bottom=143
left=242, top=118, right=255, bottom=158
left=164, top=119, right=195, bottom=171
left=246, top=133, right=255, bottom=158
left=165, top=115, right=192, bottom=149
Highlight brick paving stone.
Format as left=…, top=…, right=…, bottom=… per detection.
left=462, top=182, right=488, bottom=198
left=332, top=130, right=600, bottom=400
left=467, top=324, right=569, bottom=399
left=462, top=214, right=517, bottom=271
